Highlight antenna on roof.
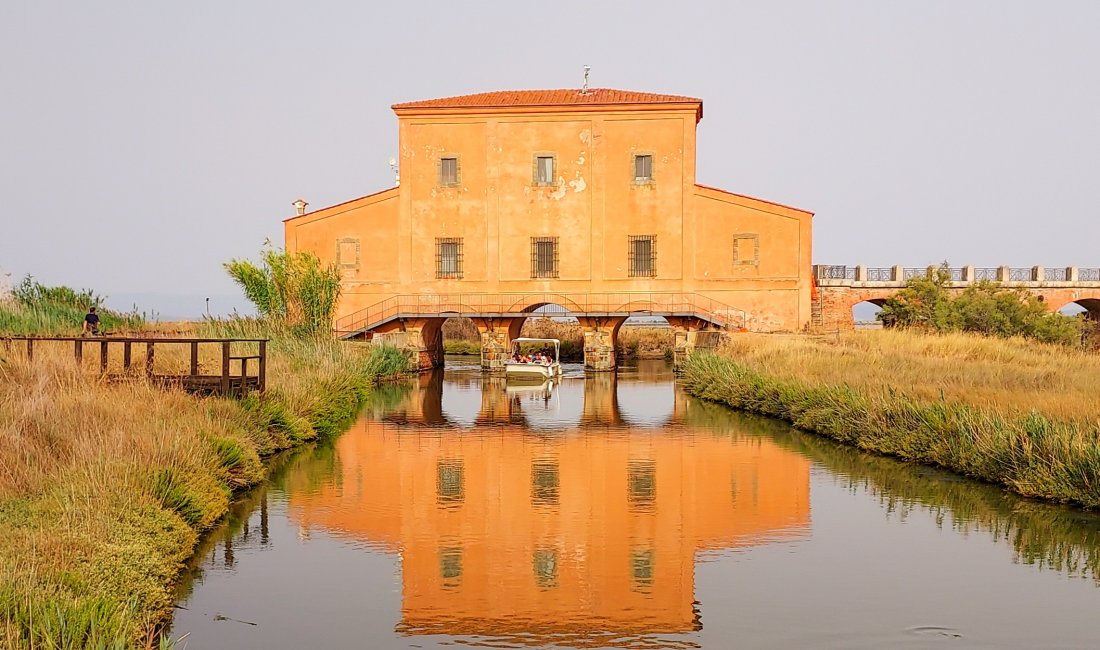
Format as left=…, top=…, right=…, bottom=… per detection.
left=581, top=65, right=591, bottom=95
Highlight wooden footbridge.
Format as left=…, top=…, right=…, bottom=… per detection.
left=1, top=336, right=268, bottom=396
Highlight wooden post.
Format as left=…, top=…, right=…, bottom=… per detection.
left=123, top=341, right=132, bottom=369
left=240, top=357, right=249, bottom=396
left=221, top=342, right=230, bottom=395
left=146, top=342, right=155, bottom=377
left=258, top=340, right=267, bottom=393
left=190, top=341, right=199, bottom=376
left=74, top=339, right=83, bottom=366
left=99, top=341, right=108, bottom=373
left=26, top=339, right=34, bottom=361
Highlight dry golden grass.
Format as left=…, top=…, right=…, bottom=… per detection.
left=0, top=336, right=406, bottom=648
left=719, top=329, right=1100, bottom=424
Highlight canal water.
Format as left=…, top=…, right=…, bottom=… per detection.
left=172, top=359, right=1100, bottom=649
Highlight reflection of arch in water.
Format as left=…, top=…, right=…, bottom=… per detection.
left=382, top=368, right=693, bottom=431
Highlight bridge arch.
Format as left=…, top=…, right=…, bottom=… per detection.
left=1057, top=298, right=1100, bottom=320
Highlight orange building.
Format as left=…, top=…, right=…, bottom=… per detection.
left=284, top=88, right=814, bottom=368
left=288, top=388, right=811, bottom=643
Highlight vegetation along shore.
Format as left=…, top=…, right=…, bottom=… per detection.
left=0, top=253, right=408, bottom=648
left=682, top=329, right=1100, bottom=508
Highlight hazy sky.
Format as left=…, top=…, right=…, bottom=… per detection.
left=2, top=1, right=1097, bottom=317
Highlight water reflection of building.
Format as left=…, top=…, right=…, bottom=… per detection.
left=289, top=374, right=810, bottom=644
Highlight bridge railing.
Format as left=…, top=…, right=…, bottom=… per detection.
left=335, top=292, right=747, bottom=335
left=815, top=265, right=1100, bottom=285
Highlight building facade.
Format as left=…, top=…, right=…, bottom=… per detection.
left=284, top=88, right=814, bottom=366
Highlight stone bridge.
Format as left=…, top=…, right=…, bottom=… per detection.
left=813, top=265, right=1100, bottom=330
left=336, top=292, right=735, bottom=372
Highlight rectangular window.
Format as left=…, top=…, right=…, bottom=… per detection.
left=628, top=460, right=656, bottom=508
left=733, top=233, right=760, bottom=266
left=628, top=235, right=656, bottom=278
left=531, top=460, right=560, bottom=506
left=439, top=156, right=459, bottom=186
left=633, top=154, right=653, bottom=182
left=436, top=459, right=464, bottom=506
left=436, top=237, right=463, bottom=279
left=534, top=155, right=556, bottom=186
left=531, top=236, right=559, bottom=279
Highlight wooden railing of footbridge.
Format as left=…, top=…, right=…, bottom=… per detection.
left=1, top=336, right=267, bottom=397
left=335, top=292, right=746, bottom=338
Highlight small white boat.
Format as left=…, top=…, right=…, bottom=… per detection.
left=505, top=337, right=562, bottom=380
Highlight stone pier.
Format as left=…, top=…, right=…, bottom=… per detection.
left=578, top=317, right=626, bottom=372
left=371, top=318, right=445, bottom=372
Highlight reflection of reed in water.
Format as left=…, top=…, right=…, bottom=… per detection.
left=699, top=400, right=1100, bottom=584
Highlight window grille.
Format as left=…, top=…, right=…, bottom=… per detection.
left=732, top=234, right=760, bottom=267
left=439, top=547, right=463, bottom=587
left=436, top=459, right=464, bottom=505
left=531, top=460, right=560, bottom=506
left=633, top=154, right=653, bottom=182
left=533, top=548, right=558, bottom=589
left=631, top=549, right=655, bottom=589
left=439, top=156, right=459, bottom=186
left=628, top=459, right=656, bottom=507
left=531, top=236, right=559, bottom=278
left=628, top=235, right=656, bottom=277
left=534, top=155, right=556, bottom=186
left=435, top=237, right=463, bottom=279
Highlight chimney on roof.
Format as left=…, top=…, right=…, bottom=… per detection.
left=581, top=65, right=591, bottom=95
left=292, top=198, right=308, bottom=216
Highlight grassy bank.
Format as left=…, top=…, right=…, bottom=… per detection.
left=0, top=333, right=407, bottom=649
left=681, top=330, right=1100, bottom=508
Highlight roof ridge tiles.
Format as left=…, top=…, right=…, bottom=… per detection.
left=391, top=88, right=702, bottom=114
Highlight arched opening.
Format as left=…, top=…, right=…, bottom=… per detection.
left=617, top=315, right=673, bottom=363
left=852, top=298, right=889, bottom=329
left=517, top=302, right=582, bottom=363
left=1058, top=299, right=1100, bottom=321
left=441, top=316, right=480, bottom=357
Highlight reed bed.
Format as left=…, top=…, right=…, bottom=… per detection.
left=681, top=330, right=1100, bottom=508
left=0, top=335, right=407, bottom=649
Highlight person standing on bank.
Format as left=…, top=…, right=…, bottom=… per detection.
left=82, top=306, right=100, bottom=336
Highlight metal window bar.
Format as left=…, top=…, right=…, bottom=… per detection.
left=435, top=238, right=463, bottom=279
left=628, top=235, right=656, bottom=278
left=973, top=268, right=999, bottom=281
left=531, top=237, right=559, bottom=278
left=1081, top=268, right=1100, bottom=282
left=1043, top=267, right=1068, bottom=282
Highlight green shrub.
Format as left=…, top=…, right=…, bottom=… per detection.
left=879, top=264, right=1083, bottom=346
left=224, top=248, right=341, bottom=337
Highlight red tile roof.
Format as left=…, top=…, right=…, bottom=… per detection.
left=393, top=88, right=702, bottom=119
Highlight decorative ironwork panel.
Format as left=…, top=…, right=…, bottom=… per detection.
left=974, top=268, right=999, bottom=281
left=817, top=265, right=853, bottom=280
left=1008, top=267, right=1032, bottom=282
left=902, top=268, right=926, bottom=281
left=947, top=267, right=964, bottom=282
left=628, top=235, right=657, bottom=277
left=435, top=237, right=463, bottom=279
left=866, top=268, right=893, bottom=282
left=530, top=237, right=559, bottom=278
left=1044, top=268, right=1069, bottom=282
left=1081, top=268, right=1100, bottom=282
